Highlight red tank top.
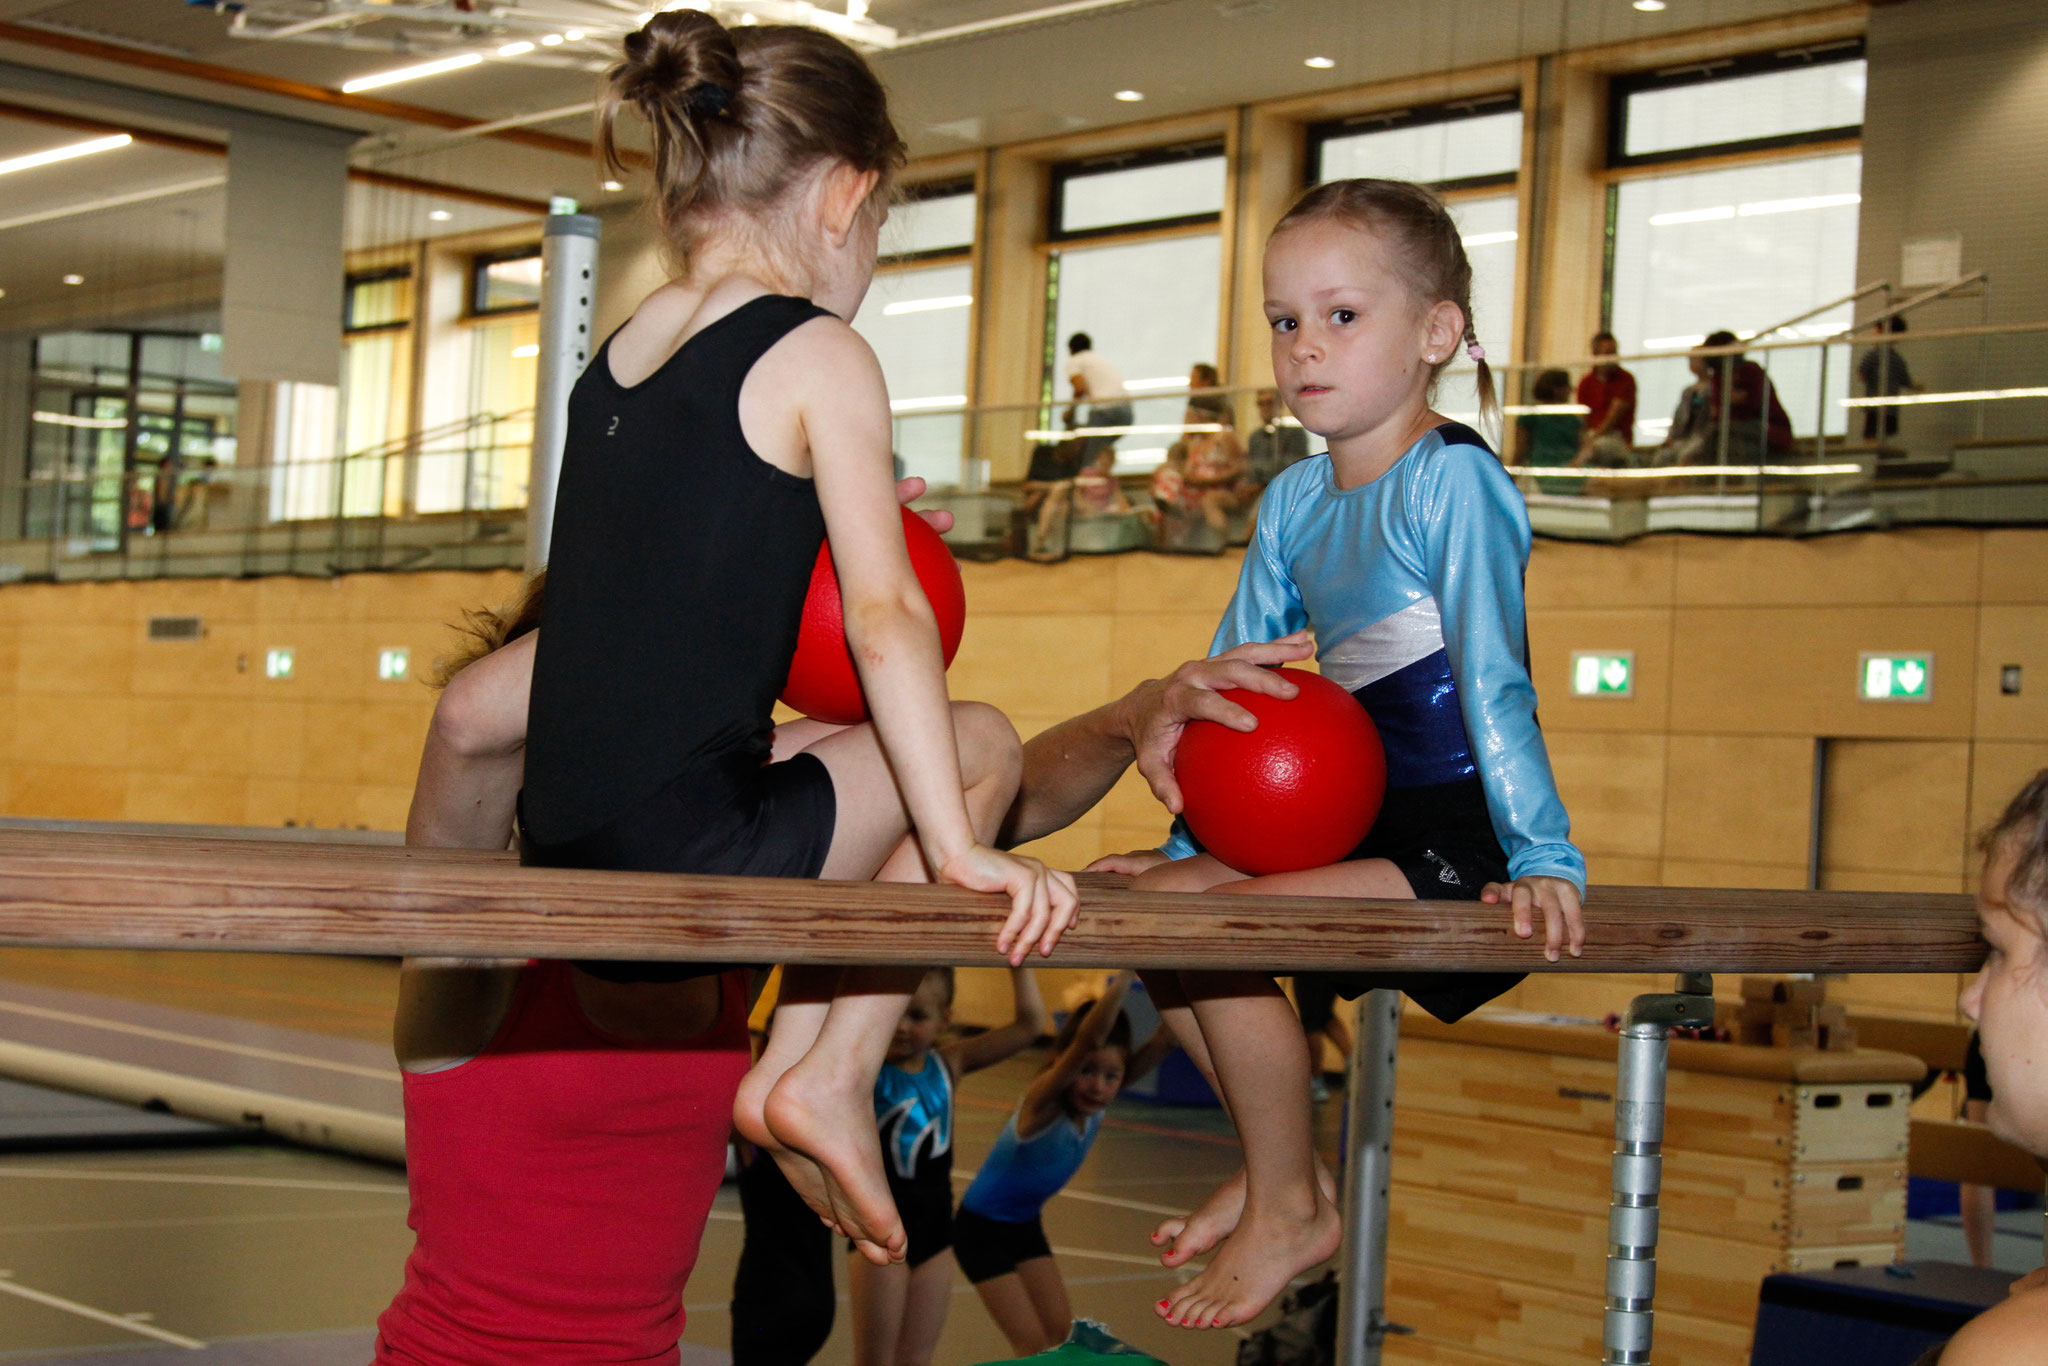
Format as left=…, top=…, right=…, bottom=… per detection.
left=375, top=962, right=751, bottom=1365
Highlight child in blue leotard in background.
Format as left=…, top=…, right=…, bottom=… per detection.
left=851, top=967, right=1047, bottom=1366
left=955, top=971, right=1173, bottom=1355
left=1096, top=179, right=1589, bottom=1332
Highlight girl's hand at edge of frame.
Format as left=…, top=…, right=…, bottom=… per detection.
left=1086, top=848, right=1170, bottom=876
left=940, top=844, right=1080, bottom=966
left=1479, top=875, right=1585, bottom=963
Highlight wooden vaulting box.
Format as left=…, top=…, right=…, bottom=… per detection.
left=1381, top=1013, right=1923, bottom=1366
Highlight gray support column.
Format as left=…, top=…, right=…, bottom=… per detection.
left=1337, top=989, right=1403, bottom=1366
left=525, top=214, right=600, bottom=569
left=1604, top=973, right=1715, bottom=1366
left=0, top=333, right=32, bottom=546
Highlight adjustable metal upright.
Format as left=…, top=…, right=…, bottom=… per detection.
left=1336, top=988, right=1403, bottom=1366
left=1604, top=972, right=1716, bottom=1365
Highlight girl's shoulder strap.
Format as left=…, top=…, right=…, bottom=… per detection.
left=1430, top=421, right=1494, bottom=457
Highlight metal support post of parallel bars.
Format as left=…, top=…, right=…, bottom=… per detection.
left=1604, top=972, right=1717, bottom=1365
left=525, top=212, right=600, bottom=570
left=1337, top=988, right=1405, bottom=1366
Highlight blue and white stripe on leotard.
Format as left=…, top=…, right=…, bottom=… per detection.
left=959, top=1108, right=1103, bottom=1224
left=874, top=1056, right=952, bottom=1181
left=1159, top=425, right=1585, bottom=892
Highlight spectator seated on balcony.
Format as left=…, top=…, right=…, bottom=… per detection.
left=1702, top=329, right=1795, bottom=462
left=1513, top=369, right=1585, bottom=495
left=1575, top=330, right=1638, bottom=467
left=1144, top=402, right=1247, bottom=551
left=1020, top=423, right=1090, bottom=562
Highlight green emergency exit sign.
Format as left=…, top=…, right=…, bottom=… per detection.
left=1859, top=652, right=1932, bottom=702
left=1569, top=650, right=1633, bottom=698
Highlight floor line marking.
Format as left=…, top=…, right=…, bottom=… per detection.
left=1, top=1208, right=404, bottom=1237
left=1048, top=1244, right=1187, bottom=1269
left=0, top=1001, right=401, bottom=1082
left=0, top=1272, right=207, bottom=1349
left=0, top=1167, right=407, bottom=1195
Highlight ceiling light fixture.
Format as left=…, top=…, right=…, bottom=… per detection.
left=1634, top=0, right=1667, bottom=10
left=61, top=273, right=83, bottom=285
left=498, top=40, right=535, bottom=56
left=0, top=133, right=132, bottom=178
left=636, top=12, right=654, bottom=25
left=342, top=53, right=483, bottom=93
left=1304, top=56, right=1335, bottom=69
left=540, top=33, right=563, bottom=45
left=1113, top=89, right=1144, bottom=102
left=428, top=209, right=452, bottom=221
left=563, top=28, right=585, bottom=40
left=602, top=179, right=624, bottom=192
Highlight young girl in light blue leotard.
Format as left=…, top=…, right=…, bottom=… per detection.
left=954, top=971, right=1171, bottom=1356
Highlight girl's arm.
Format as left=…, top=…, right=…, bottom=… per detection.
left=1013, top=970, right=1139, bottom=1137
left=406, top=630, right=534, bottom=850
left=793, top=322, right=1077, bottom=959
left=943, top=967, right=1050, bottom=1077
left=1415, top=444, right=1586, bottom=956
left=1152, top=475, right=1310, bottom=852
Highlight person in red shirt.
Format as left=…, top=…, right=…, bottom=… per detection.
left=1574, top=331, right=1637, bottom=467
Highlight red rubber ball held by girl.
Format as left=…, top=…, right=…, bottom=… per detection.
left=781, top=507, right=968, bottom=725
left=1174, top=667, right=1387, bottom=877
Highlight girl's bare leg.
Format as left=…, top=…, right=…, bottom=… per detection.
left=1014, top=1255, right=1074, bottom=1352
left=971, top=1272, right=1054, bottom=1358
left=754, top=702, right=1021, bottom=1262
left=1141, top=859, right=1403, bottom=1265
left=892, top=1252, right=955, bottom=1366
left=848, top=1254, right=909, bottom=1366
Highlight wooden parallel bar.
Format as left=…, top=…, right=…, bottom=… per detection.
left=0, top=831, right=1985, bottom=974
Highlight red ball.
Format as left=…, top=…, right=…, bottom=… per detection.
left=781, top=507, right=968, bottom=725
left=1174, top=668, right=1386, bottom=877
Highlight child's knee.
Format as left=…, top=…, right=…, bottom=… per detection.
left=952, top=701, right=1022, bottom=782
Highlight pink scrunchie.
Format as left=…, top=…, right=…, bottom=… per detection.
left=1465, top=342, right=1486, bottom=362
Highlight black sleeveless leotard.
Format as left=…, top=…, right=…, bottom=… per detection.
left=520, top=294, right=840, bottom=977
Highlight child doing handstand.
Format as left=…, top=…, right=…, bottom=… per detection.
left=518, top=10, right=1078, bottom=1268
left=1098, top=178, right=1588, bottom=1329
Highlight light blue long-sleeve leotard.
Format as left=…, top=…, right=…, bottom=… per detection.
left=1159, top=423, right=1585, bottom=892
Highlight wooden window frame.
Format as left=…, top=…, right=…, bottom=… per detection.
left=1047, top=138, right=1228, bottom=243
left=1304, top=91, right=1523, bottom=193
left=1606, top=37, right=1866, bottom=170
left=468, top=245, right=543, bottom=319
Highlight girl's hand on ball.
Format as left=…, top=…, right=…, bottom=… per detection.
left=1086, top=848, right=1170, bottom=876
left=894, top=476, right=954, bottom=536
left=1480, top=876, right=1585, bottom=962
left=941, top=844, right=1079, bottom=965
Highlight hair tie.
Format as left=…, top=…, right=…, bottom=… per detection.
left=686, top=81, right=732, bottom=118
left=1465, top=341, right=1486, bottom=362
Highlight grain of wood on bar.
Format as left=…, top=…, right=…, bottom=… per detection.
left=0, top=830, right=1985, bottom=974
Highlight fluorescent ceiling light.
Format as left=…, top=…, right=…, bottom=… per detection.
left=602, top=179, right=624, bottom=192
left=0, top=133, right=132, bottom=178
left=541, top=33, right=563, bottom=45
left=1841, top=386, right=2048, bottom=407
left=1305, top=56, right=1335, bottom=69
left=342, top=52, right=483, bottom=94
left=498, top=40, right=535, bottom=56
left=889, top=395, right=968, bottom=412
left=1648, top=204, right=1734, bottom=227
left=61, top=273, right=83, bottom=285
left=1123, top=376, right=1193, bottom=391
left=1114, top=90, right=1144, bottom=102
left=1633, top=0, right=1667, bottom=10
left=34, top=410, right=125, bottom=429
left=882, top=294, right=973, bottom=316
left=1501, top=404, right=1591, bottom=416
left=1738, top=193, right=1861, bottom=217
left=1462, top=230, right=1518, bottom=247
left=428, top=209, right=452, bottom=221
left=563, top=29, right=585, bottom=40
left=512, top=344, right=540, bottom=358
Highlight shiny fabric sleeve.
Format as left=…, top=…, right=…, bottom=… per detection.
left=1413, top=446, right=1586, bottom=892
left=1156, top=479, right=1311, bottom=861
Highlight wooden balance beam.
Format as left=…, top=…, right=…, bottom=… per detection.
left=0, top=828, right=1985, bottom=974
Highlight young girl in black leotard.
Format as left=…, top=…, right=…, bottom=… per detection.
left=520, top=11, right=1078, bottom=1265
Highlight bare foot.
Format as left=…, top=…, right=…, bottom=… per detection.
left=764, top=1058, right=906, bottom=1265
left=1151, top=1156, right=1337, bottom=1268
left=1157, top=1193, right=1342, bottom=1330
left=734, top=1066, right=846, bottom=1236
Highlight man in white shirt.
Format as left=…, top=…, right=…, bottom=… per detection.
left=1065, top=333, right=1133, bottom=464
